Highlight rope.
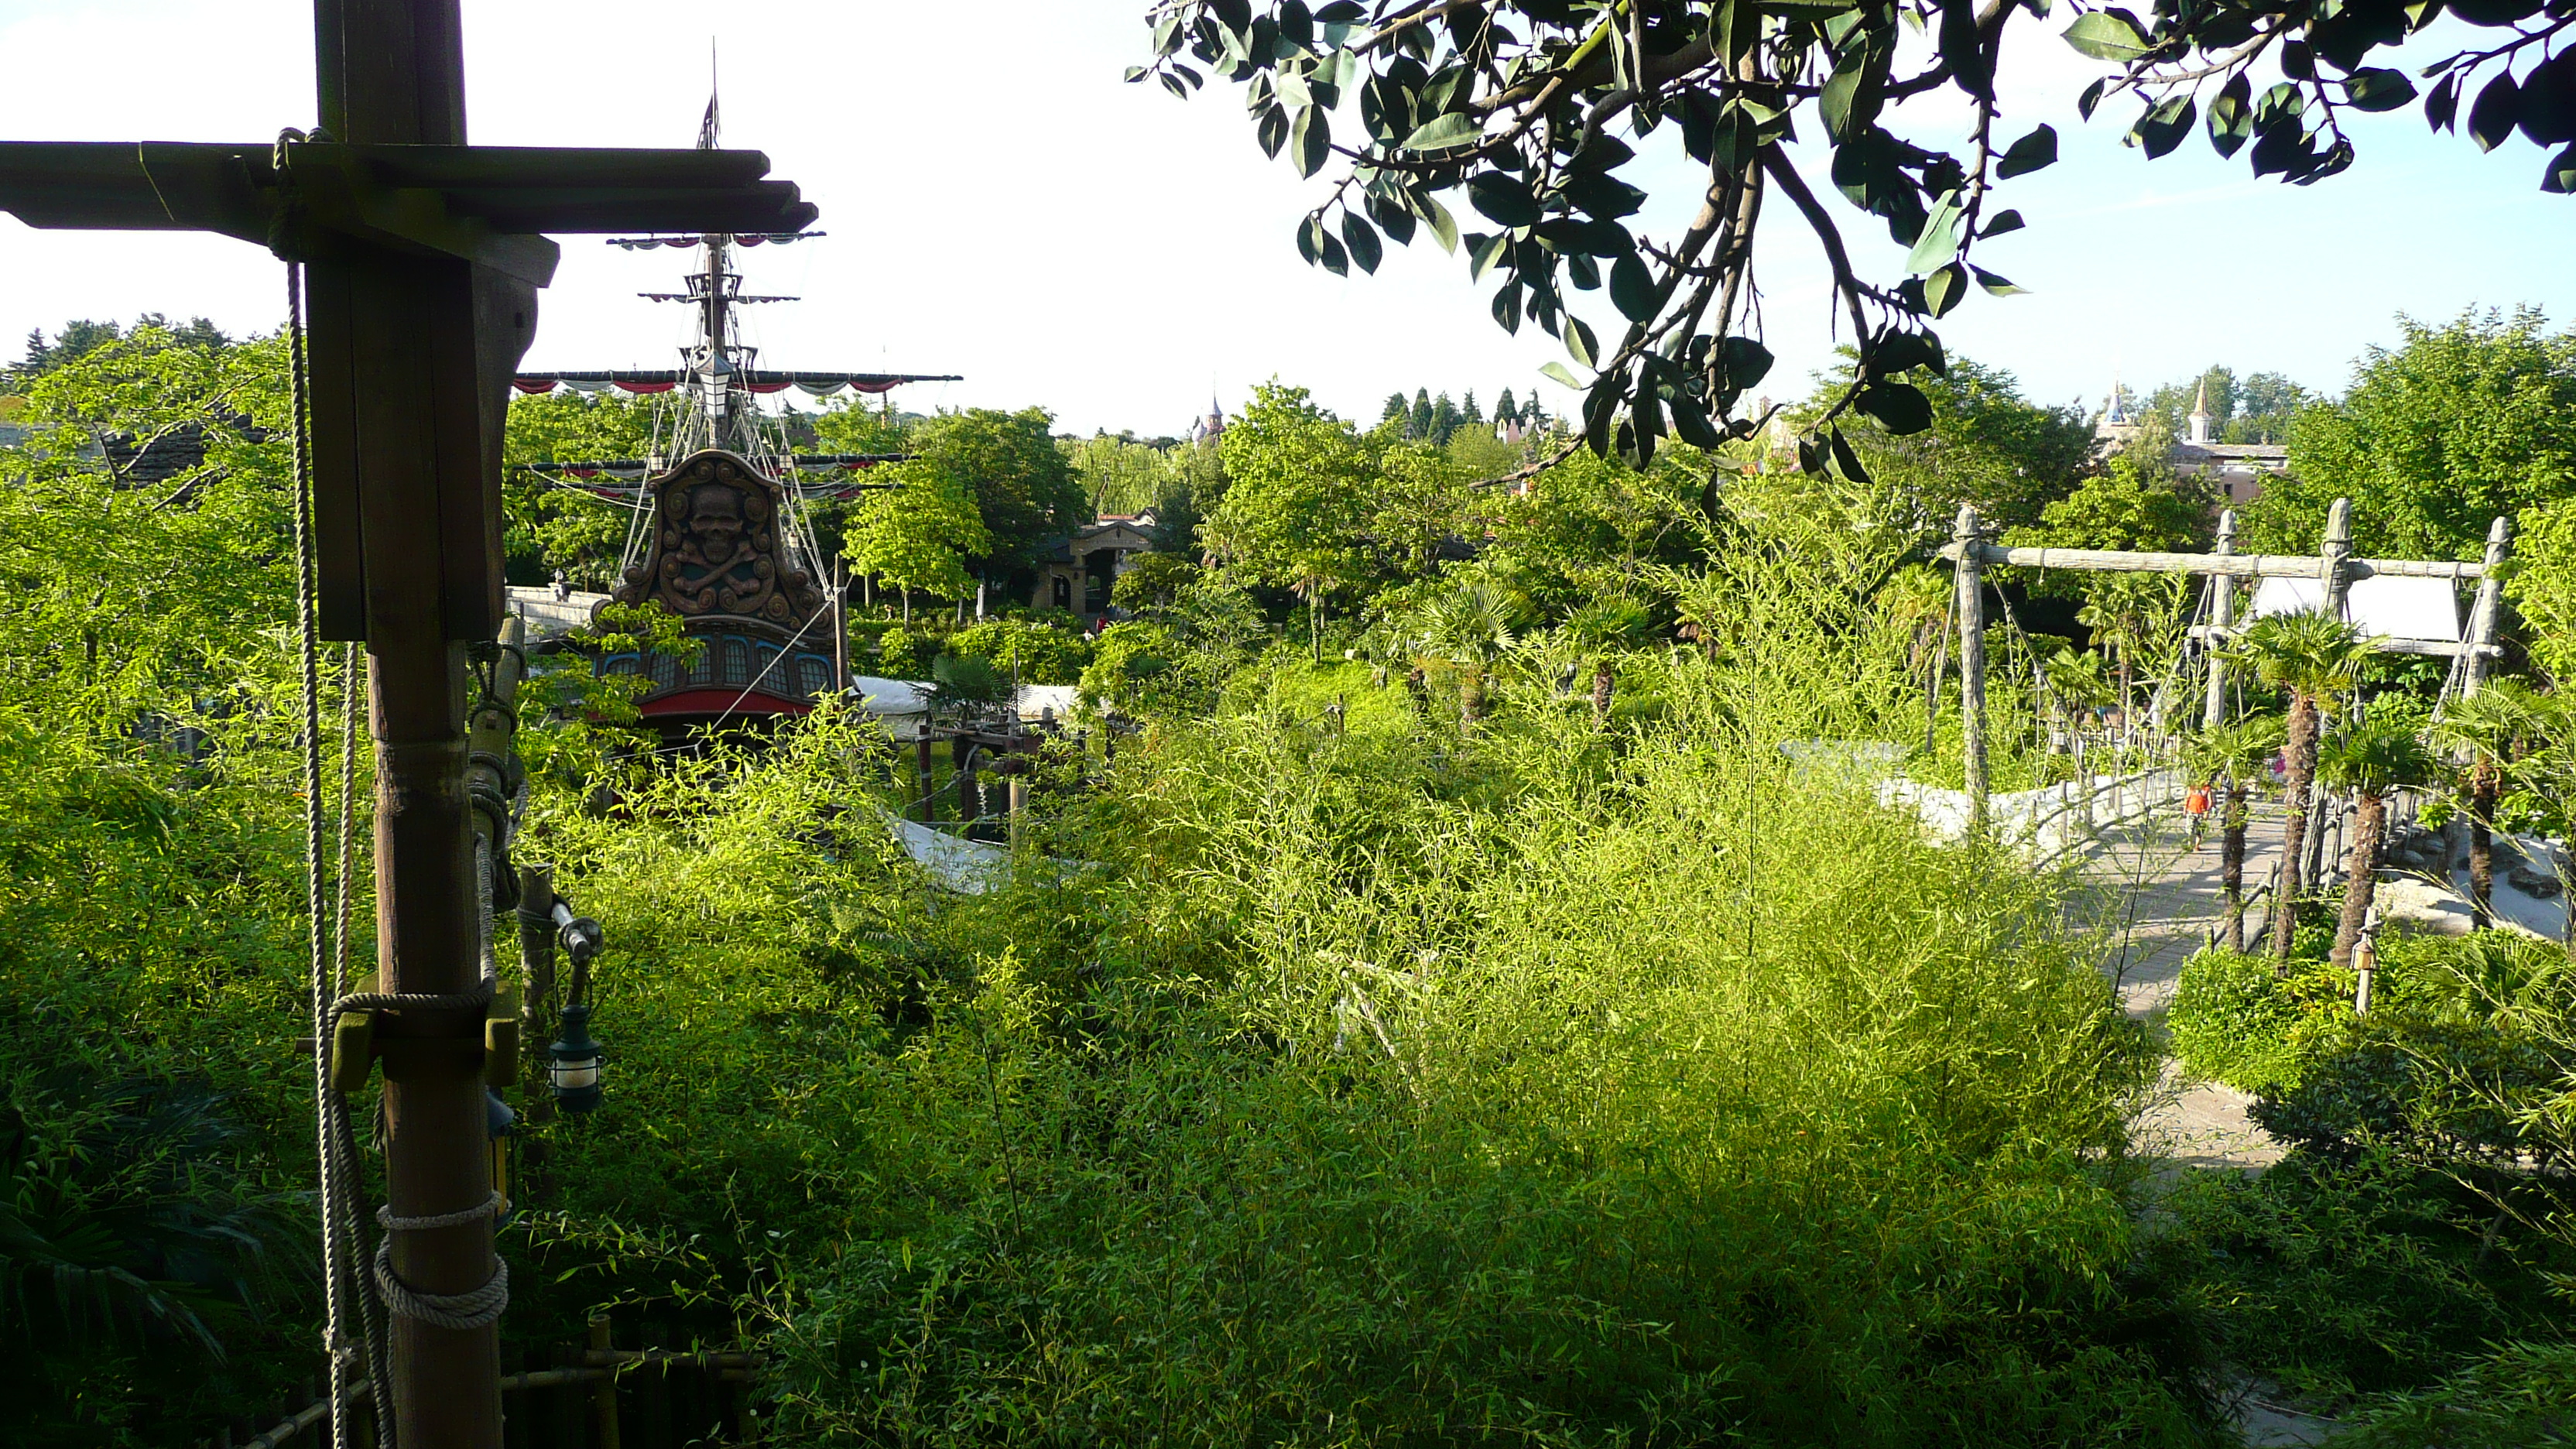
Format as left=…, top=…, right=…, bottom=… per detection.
left=380, top=1191, right=505, bottom=1233
left=285, top=231, right=357, bottom=1449
left=372, top=1239, right=511, bottom=1331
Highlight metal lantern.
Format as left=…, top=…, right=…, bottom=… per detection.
left=549, top=1003, right=602, bottom=1114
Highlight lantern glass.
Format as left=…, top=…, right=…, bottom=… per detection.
left=549, top=1003, right=604, bottom=1113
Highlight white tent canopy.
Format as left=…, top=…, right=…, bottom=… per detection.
left=2248, top=575, right=2461, bottom=643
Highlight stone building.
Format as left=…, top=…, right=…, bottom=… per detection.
left=2095, top=375, right=2287, bottom=505
left=1030, top=512, right=1159, bottom=616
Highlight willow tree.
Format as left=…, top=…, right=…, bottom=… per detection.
left=2227, top=611, right=2373, bottom=966
left=1133, top=1, right=2574, bottom=480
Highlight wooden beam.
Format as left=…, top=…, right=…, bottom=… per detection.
left=2462, top=516, right=2513, bottom=696
left=1951, top=506, right=1988, bottom=828
left=1939, top=542, right=2489, bottom=581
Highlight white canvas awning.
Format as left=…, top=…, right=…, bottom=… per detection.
left=2247, top=575, right=2460, bottom=643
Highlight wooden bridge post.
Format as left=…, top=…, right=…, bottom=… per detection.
left=2321, top=496, right=2355, bottom=622
left=2462, top=515, right=2512, bottom=696
left=588, top=1316, right=622, bottom=1449
left=1951, top=506, right=1989, bottom=831
left=2203, top=510, right=2235, bottom=731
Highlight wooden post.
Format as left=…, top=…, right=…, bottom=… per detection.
left=2321, top=496, right=2355, bottom=622
left=516, top=865, right=554, bottom=1019
left=587, top=1317, right=621, bottom=1449
left=1007, top=776, right=1026, bottom=849
left=914, top=735, right=936, bottom=824
left=831, top=560, right=850, bottom=694
left=2462, top=515, right=2512, bottom=696
left=1952, top=506, right=1989, bottom=830
left=2203, top=509, right=2235, bottom=731
left=957, top=745, right=981, bottom=824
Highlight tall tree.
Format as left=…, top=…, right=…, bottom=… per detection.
left=842, top=461, right=992, bottom=623
left=1824, top=352, right=2098, bottom=536
left=2243, top=308, right=2576, bottom=560
left=1495, top=386, right=1519, bottom=425
left=1133, top=2, right=2572, bottom=474
left=902, top=407, right=1088, bottom=581
left=1409, top=388, right=1433, bottom=442
left=1380, top=392, right=1409, bottom=429
left=1461, top=389, right=1482, bottom=425
left=1204, top=383, right=1375, bottom=657
left=2508, top=495, right=2576, bottom=686
left=2227, top=611, right=2373, bottom=967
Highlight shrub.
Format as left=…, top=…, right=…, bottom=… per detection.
left=875, top=625, right=922, bottom=678
left=944, top=617, right=1091, bottom=685
left=2167, top=947, right=2352, bottom=1093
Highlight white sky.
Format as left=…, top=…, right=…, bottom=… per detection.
left=0, top=1, right=2566, bottom=435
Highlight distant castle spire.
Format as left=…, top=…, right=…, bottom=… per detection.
left=2187, top=375, right=2212, bottom=445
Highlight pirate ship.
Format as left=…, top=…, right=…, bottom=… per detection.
left=513, top=95, right=956, bottom=731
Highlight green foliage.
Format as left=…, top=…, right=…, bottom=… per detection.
left=811, top=396, right=913, bottom=457
left=2156, top=1155, right=2567, bottom=1403
left=2170, top=948, right=2322, bottom=1091
left=905, top=407, right=1088, bottom=575
left=1810, top=352, right=2097, bottom=534
left=841, top=457, right=991, bottom=606
left=2511, top=493, right=2576, bottom=683
left=875, top=625, right=923, bottom=679
left=2244, top=308, right=2576, bottom=560
left=1137, top=0, right=2567, bottom=478
left=500, top=389, right=659, bottom=587
left=1204, top=382, right=1376, bottom=605
left=1108, top=550, right=1196, bottom=611
left=944, top=617, right=1092, bottom=686
left=2321, top=1341, right=2576, bottom=1447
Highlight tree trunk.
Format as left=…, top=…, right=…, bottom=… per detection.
left=2222, top=782, right=2249, bottom=953
left=1591, top=660, right=1613, bottom=724
left=2331, top=790, right=2387, bottom=967
left=2275, top=690, right=2320, bottom=968
left=902, top=589, right=913, bottom=625
left=2469, top=762, right=2497, bottom=931
left=1310, top=591, right=1322, bottom=662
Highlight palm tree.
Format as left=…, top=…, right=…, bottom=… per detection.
left=2225, top=609, right=2373, bottom=967
left=1423, top=577, right=1528, bottom=728
left=2429, top=680, right=2543, bottom=930
left=2187, top=712, right=2287, bottom=952
left=1560, top=595, right=1649, bottom=724
left=2315, top=714, right=2436, bottom=967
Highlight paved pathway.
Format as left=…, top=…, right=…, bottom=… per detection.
left=2073, top=804, right=2288, bottom=1171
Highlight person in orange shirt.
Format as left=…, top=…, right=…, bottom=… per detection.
left=2183, top=780, right=2213, bottom=851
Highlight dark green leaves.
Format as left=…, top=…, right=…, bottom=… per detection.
left=1971, top=265, right=2026, bottom=296
left=1467, top=172, right=1542, bottom=227
left=1256, top=104, right=1290, bottom=159
left=2208, top=74, right=2254, bottom=157
left=2544, top=142, right=2576, bottom=194
left=1402, top=111, right=1482, bottom=150
left=1872, top=328, right=1946, bottom=376
left=1719, top=337, right=1775, bottom=390
left=2062, top=10, right=2153, bottom=61
left=2525, top=52, right=2576, bottom=146
left=1340, top=211, right=1382, bottom=273
left=1297, top=214, right=1348, bottom=274
left=1828, top=426, right=1872, bottom=482
left=1923, top=262, right=1970, bottom=318
left=2427, top=73, right=2461, bottom=133
left=1979, top=208, right=2024, bottom=238
left=2129, top=94, right=2197, bottom=158
left=1821, top=32, right=1890, bottom=144
left=1857, top=381, right=1934, bottom=435
left=2344, top=68, right=2417, bottom=113
left=1996, top=123, right=2059, bottom=179
left=1564, top=317, right=1601, bottom=370
left=1940, top=0, right=1992, bottom=104
left=1608, top=254, right=1656, bottom=322
left=1290, top=105, right=1331, bottom=177
left=1903, top=191, right=1965, bottom=275
left=2468, top=72, right=2519, bottom=152
left=1492, top=280, right=1523, bottom=333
